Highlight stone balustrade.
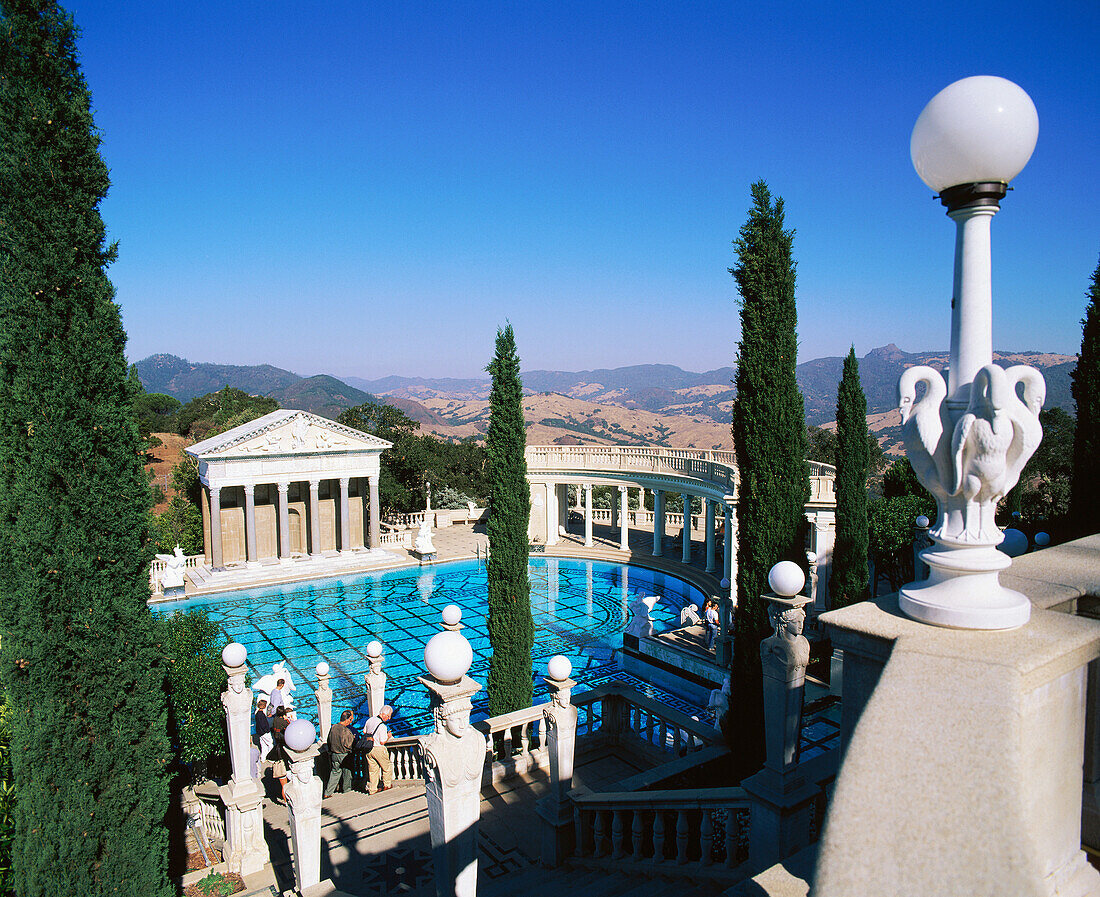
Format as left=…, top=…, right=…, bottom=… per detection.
left=571, top=787, right=753, bottom=871
left=574, top=683, right=722, bottom=757
left=148, top=552, right=203, bottom=595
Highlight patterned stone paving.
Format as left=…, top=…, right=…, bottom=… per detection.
left=154, top=557, right=707, bottom=735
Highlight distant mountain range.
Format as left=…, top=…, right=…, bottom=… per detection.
left=134, top=347, right=1077, bottom=449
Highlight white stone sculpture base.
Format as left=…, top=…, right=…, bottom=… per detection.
left=219, top=781, right=269, bottom=877
left=285, top=745, right=323, bottom=895
left=899, top=543, right=1030, bottom=630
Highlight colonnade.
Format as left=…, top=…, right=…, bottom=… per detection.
left=544, top=482, right=738, bottom=587
left=203, top=473, right=381, bottom=570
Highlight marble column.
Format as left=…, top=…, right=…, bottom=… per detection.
left=365, top=641, right=386, bottom=718
left=681, top=492, right=692, bottom=564
left=653, top=490, right=664, bottom=557
left=283, top=724, right=323, bottom=894
left=276, top=481, right=291, bottom=561
left=705, top=499, right=716, bottom=573
left=315, top=663, right=332, bottom=742
left=538, top=657, right=579, bottom=865
left=368, top=474, right=381, bottom=549
left=218, top=644, right=270, bottom=877
left=618, top=485, right=629, bottom=552
left=209, top=483, right=223, bottom=570
left=584, top=483, right=594, bottom=548
left=243, top=484, right=257, bottom=566
left=546, top=481, right=559, bottom=547
left=610, top=492, right=618, bottom=530
left=420, top=618, right=483, bottom=897
left=338, top=477, right=351, bottom=552
left=725, top=504, right=738, bottom=589
left=308, top=480, right=322, bottom=557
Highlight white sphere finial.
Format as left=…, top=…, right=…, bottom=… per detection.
left=221, top=642, right=247, bottom=668
left=768, top=561, right=805, bottom=598
left=316, top=661, right=330, bottom=677
left=915, top=515, right=930, bottom=528
left=442, top=604, right=462, bottom=627
left=366, top=640, right=383, bottom=658
left=284, top=718, right=316, bottom=752
left=547, top=655, right=572, bottom=682
left=424, top=630, right=473, bottom=684
left=911, top=76, right=1038, bottom=193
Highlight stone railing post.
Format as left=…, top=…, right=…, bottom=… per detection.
left=218, top=643, right=270, bottom=877
left=715, top=594, right=734, bottom=667
left=283, top=719, right=323, bottom=894
left=419, top=608, right=483, bottom=897
left=740, top=563, right=819, bottom=874
left=315, top=661, right=332, bottom=742
left=537, top=656, right=579, bottom=865
left=365, top=640, right=387, bottom=719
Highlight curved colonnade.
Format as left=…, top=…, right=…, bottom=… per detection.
left=525, top=445, right=837, bottom=609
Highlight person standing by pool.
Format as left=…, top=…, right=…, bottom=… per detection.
left=363, top=706, right=394, bottom=794
left=705, top=600, right=720, bottom=651
left=324, top=710, right=357, bottom=798
left=255, top=698, right=273, bottom=764
left=269, top=678, right=287, bottom=714
left=270, top=705, right=291, bottom=804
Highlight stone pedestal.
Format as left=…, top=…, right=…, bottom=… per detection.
left=743, top=591, right=814, bottom=871
left=419, top=674, right=484, bottom=897
left=365, top=651, right=387, bottom=720
left=537, top=673, right=578, bottom=866
left=316, top=668, right=332, bottom=742
left=715, top=594, right=735, bottom=667
left=220, top=653, right=270, bottom=876
left=285, top=742, right=323, bottom=894
left=814, top=594, right=1100, bottom=897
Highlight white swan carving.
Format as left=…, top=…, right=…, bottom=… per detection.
left=952, top=366, right=1015, bottom=541
left=1002, top=364, right=1046, bottom=497
left=897, top=365, right=952, bottom=526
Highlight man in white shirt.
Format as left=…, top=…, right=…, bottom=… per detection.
left=363, top=705, right=394, bottom=794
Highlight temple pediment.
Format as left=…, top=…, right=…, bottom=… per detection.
left=187, top=410, right=391, bottom=459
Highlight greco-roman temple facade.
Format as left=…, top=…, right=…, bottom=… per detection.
left=186, top=410, right=392, bottom=569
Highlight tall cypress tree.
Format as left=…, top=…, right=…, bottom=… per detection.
left=1070, top=254, right=1100, bottom=539
left=485, top=324, right=533, bottom=715
left=727, top=181, right=809, bottom=775
left=0, top=3, right=172, bottom=894
left=830, top=347, right=870, bottom=607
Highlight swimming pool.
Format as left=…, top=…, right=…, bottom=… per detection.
left=154, top=557, right=707, bottom=735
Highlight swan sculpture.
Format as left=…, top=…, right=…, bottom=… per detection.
left=952, top=365, right=1016, bottom=542
left=1002, top=364, right=1046, bottom=499
left=897, top=366, right=952, bottom=530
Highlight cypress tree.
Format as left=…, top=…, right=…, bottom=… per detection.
left=829, top=347, right=870, bottom=607
left=485, top=324, right=533, bottom=715
left=0, top=3, right=172, bottom=894
left=1070, top=254, right=1100, bottom=538
left=727, top=181, right=809, bottom=775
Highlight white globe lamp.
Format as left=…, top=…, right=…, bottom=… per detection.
left=315, top=661, right=329, bottom=677
left=424, top=630, right=473, bottom=685
left=221, top=642, right=247, bottom=668
left=916, top=515, right=930, bottom=528
left=442, top=604, right=462, bottom=627
left=547, top=655, right=572, bottom=682
left=366, top=640, right=383, bottom=658
left=284, top=718, right=316, bottom=752
left=768, top=561, right=805, bottom=598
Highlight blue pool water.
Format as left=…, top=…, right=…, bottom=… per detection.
left=154, top=557, right=706, bottom=736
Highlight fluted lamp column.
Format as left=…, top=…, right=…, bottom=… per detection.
left=900, top=76, right=1044, bottom=630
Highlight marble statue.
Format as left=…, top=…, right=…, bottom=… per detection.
left=155, top=544, right=187, bottom=591
left=760, top=596, right=811, bottom=773
left=627, top=594, right=660, bottom=638
left=679, top=603, right=702, bottom=627
left=414, top=518, right=436, bottom=556
left=254, top=662, right=296, bottom=712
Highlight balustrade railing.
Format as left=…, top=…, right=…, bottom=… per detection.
left=526, top=446, right=740, bottom=497
left=574, top=683, right=721, bottom=756
left=148, top=553, right=203, bottom=595
left=188, top=784, right=227, bottom=846
left=571, top=788, right=752, bottom=871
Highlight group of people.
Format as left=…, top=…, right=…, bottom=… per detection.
left=250, top=676, right=396, bottom=803
left=679, top=599, right=724, bottom=651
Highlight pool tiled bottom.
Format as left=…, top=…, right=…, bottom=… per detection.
left=156, top=557, right=708, bottom=735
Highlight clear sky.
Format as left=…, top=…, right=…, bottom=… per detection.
left=67, top=1, right=1098, bottom=380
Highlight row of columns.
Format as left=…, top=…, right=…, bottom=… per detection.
left=207, top=474, right=381, bottom=570
left=553, top=482, right=737, bottom=585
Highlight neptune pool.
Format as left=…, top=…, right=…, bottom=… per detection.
left=154, top=557, right=707, bottom=736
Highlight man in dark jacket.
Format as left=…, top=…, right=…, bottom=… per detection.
left=324, top=710, right=357, bottom=798
left=255, top=698, right=273, bottom=764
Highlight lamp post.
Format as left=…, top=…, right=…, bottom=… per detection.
left=898, top=76, right=1045, bottom=630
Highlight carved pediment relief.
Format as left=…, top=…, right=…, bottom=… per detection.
left=233, top=418, right=357, bottom=454
left=191, top=410, right=390, bottom=458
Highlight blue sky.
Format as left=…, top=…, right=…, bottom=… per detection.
left=67, top=1, right=1098, bottom=380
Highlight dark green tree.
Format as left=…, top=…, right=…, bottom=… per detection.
left=829, top=348, right=870, bottom=607
left=0, top=2, right=172, bottom=894
left=484, top=324, right=533, bottom=716
left=726, top=182, right=809, bottom=776
left=1071, top=255, right=1100, bottom=538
